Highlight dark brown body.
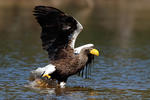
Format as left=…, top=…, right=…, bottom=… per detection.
left=50, top=48, right=89, bottom=83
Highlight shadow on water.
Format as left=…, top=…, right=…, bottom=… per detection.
left=23, top=84, right=150, bottom=100
left=0, top=0, right=150, bottom=99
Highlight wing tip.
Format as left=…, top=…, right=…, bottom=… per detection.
left=33, top=5, right=64, bottom=15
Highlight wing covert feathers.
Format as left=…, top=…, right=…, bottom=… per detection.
left=34, top=6, right=78, bottom=60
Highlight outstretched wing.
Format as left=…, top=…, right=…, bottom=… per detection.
left=34, top=6, right=83, bottom=60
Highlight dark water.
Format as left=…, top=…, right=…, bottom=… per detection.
left=0, top=0, right=150, bottom=99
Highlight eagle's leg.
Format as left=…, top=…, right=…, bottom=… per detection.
left=58, top=78, right=67, bottom=88
left=59, top=81, right=66, bottom=88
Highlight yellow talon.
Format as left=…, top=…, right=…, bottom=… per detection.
left=42, top=74, right=51, bottom=79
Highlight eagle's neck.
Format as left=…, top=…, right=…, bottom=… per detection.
left=75, top=49, right=89, bottom=72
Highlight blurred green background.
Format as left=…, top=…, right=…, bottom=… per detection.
left=0, top=0, right=150, bottom=48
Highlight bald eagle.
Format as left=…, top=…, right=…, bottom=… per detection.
left=31, top=6, right=99, bottom=88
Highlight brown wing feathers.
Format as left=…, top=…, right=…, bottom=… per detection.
left=33, top=6, right=77, bottom=59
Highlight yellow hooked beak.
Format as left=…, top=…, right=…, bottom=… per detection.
left=90, top=49, right=99, bottom=56
left=42, top=74, right=51, bottom=79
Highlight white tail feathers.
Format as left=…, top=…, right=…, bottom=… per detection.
left=30, top=64, right=56, bottom=81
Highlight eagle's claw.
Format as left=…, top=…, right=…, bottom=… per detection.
left=42, top=74, right=51, bottom=79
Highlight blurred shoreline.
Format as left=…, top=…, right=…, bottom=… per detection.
left=0, top=0, right=150, bottom=48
